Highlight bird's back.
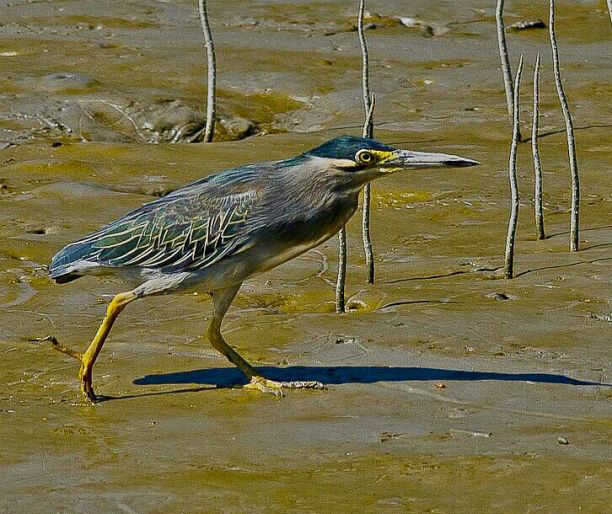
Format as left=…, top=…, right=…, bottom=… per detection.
left=49, top=163, right=267, bottom=283
left=50, top=154, right=359, bottom=287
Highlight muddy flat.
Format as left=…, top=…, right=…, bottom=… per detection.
left=1, top=1, right=611, bottom=513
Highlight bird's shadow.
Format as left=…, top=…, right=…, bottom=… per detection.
left=132, top=365, right=609, bottom=389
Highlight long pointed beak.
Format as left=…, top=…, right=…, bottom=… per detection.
left=382, top=149, right=480, bottom=171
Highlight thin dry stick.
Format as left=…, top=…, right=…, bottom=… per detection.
left=358, top=0, right=375, bottom=285
left=361, top=97, right=375, bottom=282
left=336, top=0, right=375, bottom=312
left=549, top=0, right=579, bottom=252
left=496, top=0, right=522, bottom=141
left=504, top=55, right=524, bottom=279
left=532, top=53, right=545, bottom=240
left=336, top=102, right=374, bottom=313
left=198, top=0, right=216, bottom=142
left=335, top=228, right=347, bottom=313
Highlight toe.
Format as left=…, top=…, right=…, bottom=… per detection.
left=244, top=377, right=284, bottom=397
left=80, top=376, right=97, bottom=403
left=282, top=380, right=326, bottom=390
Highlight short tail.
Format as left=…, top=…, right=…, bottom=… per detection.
left=49, top=239, right=99, bottom=284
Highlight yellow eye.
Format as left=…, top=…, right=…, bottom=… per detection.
left=356, top=149, right=375, bottom=165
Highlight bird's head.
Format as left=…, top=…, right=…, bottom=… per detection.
left=303, top=135, right=479, bottom=190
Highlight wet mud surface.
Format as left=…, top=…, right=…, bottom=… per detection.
left=1, top=1, right=612, bottom=513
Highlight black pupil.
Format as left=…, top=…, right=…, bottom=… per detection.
left=360, top=152, right=371, bottom=162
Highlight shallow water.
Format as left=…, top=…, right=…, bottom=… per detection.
left=1, top=1, right=612, bottom=512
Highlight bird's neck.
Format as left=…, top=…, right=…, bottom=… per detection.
left=266, top=167, right=361, bottom=237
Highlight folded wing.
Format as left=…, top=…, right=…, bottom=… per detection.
left=50, top=190, right=257, bottom=280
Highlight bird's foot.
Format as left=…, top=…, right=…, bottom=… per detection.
left=243, top=376, right=326, bottom=396
left=244, top=377, right=284, bottom=396
left=78, top=367, right=97, bottom=404
left=38, top=335, right=97, bottom=403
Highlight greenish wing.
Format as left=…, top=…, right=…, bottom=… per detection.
left=90, top=191, right=256, bottom=272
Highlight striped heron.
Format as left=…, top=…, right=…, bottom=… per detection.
left=49, top=135, right=479, bottom=402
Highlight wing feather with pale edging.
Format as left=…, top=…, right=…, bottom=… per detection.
left=85, top=190, right=256, bottom=272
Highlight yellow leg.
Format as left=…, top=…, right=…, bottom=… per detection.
left=52, top=291, right=137, bottom=402
left=208, top=285, right=325, bottom=396
left=207, top=284, right=258, bottom=379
